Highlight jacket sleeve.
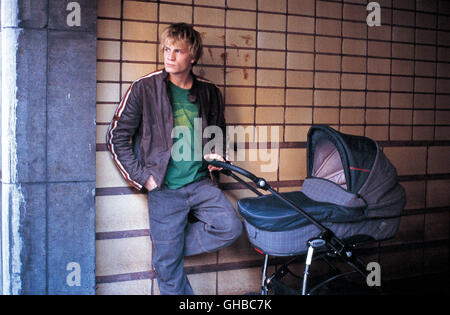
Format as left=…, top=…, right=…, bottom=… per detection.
left=106, top=83, right=152, bottom=190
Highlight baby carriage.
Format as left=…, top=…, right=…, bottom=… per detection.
left=208, top=125, right=405, bottom=295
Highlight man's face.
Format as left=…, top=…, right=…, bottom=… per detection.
left=163, top=39, right=195, bottom=76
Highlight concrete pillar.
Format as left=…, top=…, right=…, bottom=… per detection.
left=1, top=0, right=97, bottom=294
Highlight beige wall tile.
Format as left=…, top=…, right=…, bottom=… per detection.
left=288, top=15, right=315, bottom=34
left=258, top=12, right=286, bottom=31
left=98, top=40, right=120, bottom=60
left=226, top=49, right=255, bottom=67
left=341, top=109, right=365, bottom=124
left=226, top=10, right=256, bottom=29
left=97, top=61, right=120, bottom=81
left=401, top=181, right=426, bottom=210
left=287, top=34, right=314, bottom=52
left=98, top=0, right=121, bottom=18
left=341, top=91, right=365, bottom=107
left=285, top=107, right=312, bottom=124
left=288, top=0, right=314, bottom=15
left=96, top=279, right=152, bottom=295
left=256, top=107, right=284, bottom=124
left=317, top=0, right=342, bottom=18
left=96, top=151, right=132, bottom=188
left=225, top=106, right=254, bottom=124
left=227, top=0, right=256, bottom=10
left=122, top=21, right=158, bottom=41
left=390, top=126, right=412, bottom=141
left=427, top=180, right=450, bottom=208
left=96, top=125, right=108, bottom=144
left=122, top=42, right=157, bottom=62
left=259, top=0, right=286, bottom=13
left=225, top=87, right=255, bottom=105
left=257, top=50, right=285, bottom=68
left=391, top=110, right=412, bottom=125
left=226, top=68, right=255, bottom=86
left=256, top=88, right=284, bottom=106
left=287, top=70, right=313, bottom=88
left=285, top=126, right=309, bottom=142
left=392, top=93, right=413, bottom=108
left=413, top=126, right=435, bottom=141
left=122, top=63, right=157, bottom=82
left=196, top=26, right=225, bottom=46
left=316, top=18, right=341, bottom=36
left=226, top=29, right=257, bottom=48
left=315, top=54, right=341, bottom=72
left=340, top=125, right=364, bottom=136
left=257, top=69, right=285, bottom=87
left=315, top=36, right=341, bottom=54
left=279, top=148, right=307, bottom=180
left=315, top=72, right=340, bottom=89
left=97, top=20, right=121, bottom=39
left=314, top=90, right=340, bottom=107
left=96, top=194, right=149, bottom=233
left=314, top=108, right=339, bottom=124
left=123, top=1, right=157, bottom=20
left=258, top=31, right=286, bottom=50
left=343, top=39, right=367, bottom=55
left=96, top=237, right=152, bottom=276
left=97, top=104, right=118, bottom=124
left=365, top=126, right=389, bottom=141
left=194, top=6, right=225, bottom=26
left=97, top=83, right=120, bottom=102
left=159, top=4, right=192, bottom=23
left=428, top=146, right=450, bottom=174
left=342, top=74, right=366, bottom=90
left=287, top=52, right=314, bottom=70
left=383, top=147, right=427, bottom=175
left=286, top=89, right=313, bottom=106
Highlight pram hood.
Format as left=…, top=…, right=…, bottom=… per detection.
left=302, top=125, right=405, bottom=218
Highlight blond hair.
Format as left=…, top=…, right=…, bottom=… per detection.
left=160, top=23, right=203, bottom=65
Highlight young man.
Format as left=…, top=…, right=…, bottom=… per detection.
left=106, top=23, right=242, bottom=294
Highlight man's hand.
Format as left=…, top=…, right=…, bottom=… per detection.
left=204, top=153, right=226, bottom=172
left=144, top=175, right=158, bottom=191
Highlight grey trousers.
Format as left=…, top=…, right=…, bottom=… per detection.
left=147, top=178, right=243, bottom=295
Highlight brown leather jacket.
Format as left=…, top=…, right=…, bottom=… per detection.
left=106, top=69, right=226, bottom=190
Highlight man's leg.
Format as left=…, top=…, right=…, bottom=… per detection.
left=183, top=178, right=243, bottom=256
left=147, top=187, right=194, bottom=295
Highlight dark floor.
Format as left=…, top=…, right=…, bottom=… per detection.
left=270, top=271, right=449, bottom=295
left=381, top=272, right=449, bottom=295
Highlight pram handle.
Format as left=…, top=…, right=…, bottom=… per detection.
left=206, top=159, right=270, bottom=190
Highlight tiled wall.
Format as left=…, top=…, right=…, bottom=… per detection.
left=96, top=0, right=449, bottom=294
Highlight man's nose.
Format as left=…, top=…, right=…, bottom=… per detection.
left=167, top=50, right=176, bottom=60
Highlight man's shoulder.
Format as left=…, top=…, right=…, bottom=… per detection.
left=194, top=74, right=220, bottom=92
left=133, top=69, right=165, bottom=86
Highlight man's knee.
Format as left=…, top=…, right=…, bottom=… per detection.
left=227, top=214, right=243, bottom=241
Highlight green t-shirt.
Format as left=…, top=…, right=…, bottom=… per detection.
left=163, top=81, right=208, bottom=189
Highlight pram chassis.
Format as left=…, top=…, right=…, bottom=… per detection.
left=207, top=159, right=375, bottom=295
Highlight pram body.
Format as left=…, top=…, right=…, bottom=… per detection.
left=208, top=125, right=405, bottom=294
